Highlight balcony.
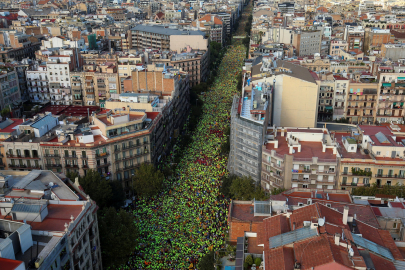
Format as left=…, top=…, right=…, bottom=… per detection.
left=65, top=164, right=79, bottom=168
left=9, top=164, right=42, bottom=169
left=96, top=152, right=109, bottom=158
left=44, top=154, right=60, bottom=158
left=7, top=154, right=40, bottom=159
left=375, top=174, right=405, bottom=179
left=64, top=155, right=78, bottom=159
left=97, top=162, right=110, bottom=168
left=317, top=170, right=336, bottom=174
left=46, top=164, right=62, bottom=168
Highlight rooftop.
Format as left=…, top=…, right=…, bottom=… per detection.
left=131, top=24, right=206, bottom=37
left=37, top=105, right=99, bottom=117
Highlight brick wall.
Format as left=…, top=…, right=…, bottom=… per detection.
left=132, top=70, right=175, bottom=92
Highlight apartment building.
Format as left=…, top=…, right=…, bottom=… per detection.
left=278, top=2, right=295, bottom=14
left=364, top=28, right=395, bottom=53
left=377, top=72, right=405, bottom=124
left=344, top=25, right=365, bottom=51
left=300, top=56, right=331, bottom=73
left=228, top=79, right=272, bottom=183
left=333, top=75, right=350, bottom=120
left=346, top=82, right=378, bottom=124
left=193, top=14, right=226, bottom=46
left=269, top=60, right=319, bottom=128
left=0, top=67, right=20, bottom=111
left=26, top=64, right=49, bottom=103
left=329, top=39, right=348, bottom=57
left=317, top=80, right=334, bottom=121
left=130, top=25, right=208, bottom=53
left=292, top=30, right=322, bottom=57
left=335, top=125, right=405, bottom=191
left=148, top=50, right=209, bottom=87
left=0, top=170, right=102, bottom=270
left=4, top=70, right=190, bottom=197
left=381, top=44, right=405, bottom=61
left=47, top=53, right=78, bottom=106
left=71, top=56, right=120, bottom=108
left=261, top=127, right=338, bottom=191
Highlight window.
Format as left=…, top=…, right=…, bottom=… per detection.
left=387, top=181, right=392, bottom=186
left=298, top=203, right=304, bottom=206
left=302, top=184, right=308, bottom=188
left=342, top=177, right=347, bottom=185
left=393, top=222, right=397, bottom=229
left=376, top=151, right=381, bottom=155
left=363, top=178, right=369, bottom=184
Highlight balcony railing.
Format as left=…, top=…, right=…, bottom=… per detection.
left=65, top=164, right=79, bottom=168
left=7, top=154, right=40, bottom=159
left=97, top=162, right=110, bottom=168
left=44, top=154, right=60, bottom=157
left=46, top=164, right=62, bottom=168
left=9, top=164, right=42, bottom=169
left=64, top=155, right=78, bottom=159
left=375, top=174, right=405, bottom=178
left=96, top=152, right=109, bottom=158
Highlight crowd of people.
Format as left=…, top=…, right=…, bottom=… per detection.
left=117, top=4, right=252, bottom=268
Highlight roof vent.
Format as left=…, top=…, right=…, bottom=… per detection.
left=303, top=221, right=311, bottom=227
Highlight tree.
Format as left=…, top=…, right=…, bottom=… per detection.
left=229, top=176, right=268, bottom=200
left=198, top=251, right=215, bottom=270
left=132, top=163, right=164, bottom=197
left=271, top=187, right=286, bottom=195
left=245, top=254, right=253, bottom=266
left=79, top=170, right=112, bottom=209
left=220, top=174, right=238, bottom=198
left=98, top=207, right=138, bottom=268
left=1, top=107, right=10, bottom=117
left=109, top=180, right=126, bottom=209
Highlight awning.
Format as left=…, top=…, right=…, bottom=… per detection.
left=325, top=106, right=333, bottom=110
left=382, top=83, right=391, bottom=87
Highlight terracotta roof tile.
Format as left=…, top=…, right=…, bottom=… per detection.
left=378, top=230, right=404, bottom=261
left=294, top=235, right=334, bottom=269
left=290, top=204, right=319, bottom=230
left=259, top=215, right=290, bottom=247
left=369, top=253, right=396, bottom=270
left=264, top=247, right=294, bottom=270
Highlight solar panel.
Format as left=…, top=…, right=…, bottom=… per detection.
left=269, top=227, right=318, bottom=249
left=375, top=132, right=390, bottom=144
left=351, top=234, right=394, bottom=261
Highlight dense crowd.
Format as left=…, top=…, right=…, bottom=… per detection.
left=117, top=3, right=251, bottom=267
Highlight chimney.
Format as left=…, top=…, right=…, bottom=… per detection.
left=343, top=206, right=349, bottom=225
left=334, top=233, right=341, bottom=245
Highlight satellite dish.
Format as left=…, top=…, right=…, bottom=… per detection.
left=49, top=182, right=54, bottom=188
left=318, top=218, right=325, bottom=227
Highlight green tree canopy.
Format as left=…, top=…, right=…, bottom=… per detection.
left=98, top=207, right=138, bottom=268
left=78, top=169, right=112, bottom=209
left=223, top=175, right=269, bottom=200
left=198, top=251, right=215, bottom=270
left=132, top=163, right=164, bottom=197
